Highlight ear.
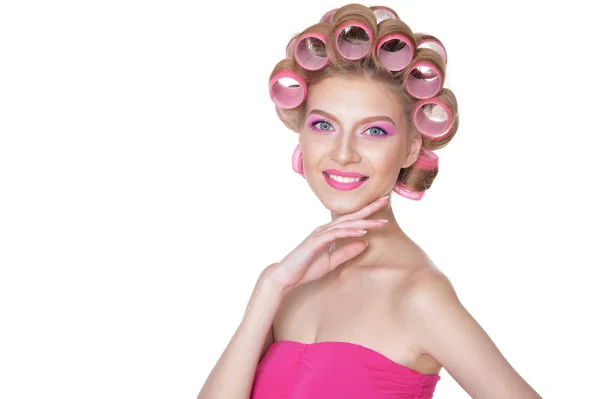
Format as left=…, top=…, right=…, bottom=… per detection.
left=402, top=132, right=422, bottom=168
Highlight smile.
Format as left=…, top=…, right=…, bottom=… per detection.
left=322, top=170, right=369, bottom=191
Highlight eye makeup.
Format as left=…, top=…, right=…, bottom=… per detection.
left=307, top=109, right=396, bottom=138
left=307, top=115, right=336, bottom=132
left=307, top=115, right=397, bottom=138
left=361, top=121, right=397, bottom=137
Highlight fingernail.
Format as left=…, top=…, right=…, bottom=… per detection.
left=378, top=219, right=389, bottom=223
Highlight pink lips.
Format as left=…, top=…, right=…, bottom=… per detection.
left=323, top=169, right=369, bottom=191
left=323, top=169, right=366, bottom=178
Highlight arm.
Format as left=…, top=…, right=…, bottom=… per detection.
left=197, top=265, right=283, bottom=399
left=196, top=196, right=392, bottom=398
left=404, top=270, right=543, bottom=399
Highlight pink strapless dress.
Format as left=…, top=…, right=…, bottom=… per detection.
left=250, top=340, right=441, bottom=399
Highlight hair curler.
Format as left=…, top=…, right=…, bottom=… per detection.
left=285, top=35, right=298, bottom=59
left=393, top=148, right=438, bottom=200
left=375, top=19, right=415, bottom=71
left=333, top=21, right=374, bottom=60
left=415, top=33, right=447, bottom=64
left=320, top=8, right=338, bottom=24
left=294, top=23, right=329, bottom=71
left=403, top=48, right=444, bottom=99
left=269, top=66, right=307, bottom=109
left=412, top=96, right=454, bottom=141
left=329, top=4, right=377, bottom=61
left=412, top=147, right=439, bottom=170
left=291, top=144, right=305, bottom=176
left=370, top=6, right=399, bottom=23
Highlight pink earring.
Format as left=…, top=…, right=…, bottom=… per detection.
left=291, top=144, right=305, bottom=177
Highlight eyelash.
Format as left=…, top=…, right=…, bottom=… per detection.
left=310, top=120, right=389, bottom=137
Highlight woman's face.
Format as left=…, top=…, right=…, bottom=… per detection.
left=299, top=75, right=421, bottom=215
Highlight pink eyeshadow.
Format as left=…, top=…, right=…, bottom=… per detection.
left=307, top=115, right=333, bottom=130
left=373, top=121, right=397, bottom=136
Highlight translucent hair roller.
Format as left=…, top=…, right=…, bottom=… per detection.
left=268, top=59, right=307, bottom=109
left=403, top=48, right=445, bottom=99
left=369, top=5, right=399, bottom=23
left=415, top=33, right=448, bottom=64
left=285, top=35, right=298, bottom=59
left=412, top=96, right=453, bottom=141
left=417, top=89, right=459, bottom=150
left=293, top=23, right=329, bottom=71
left=333, top=20, right=374, bottom=60
left=320, top=8, right=337, bottom=24
left=375, top=19, right=415, bottom=71
left=329, top=4, right=377, bottom=61
left=393, top=148, right=438, bottom=200
left=291, top=144, right=305, bottom=176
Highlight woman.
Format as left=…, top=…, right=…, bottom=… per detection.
left=198, top=4, right=543, bottom=398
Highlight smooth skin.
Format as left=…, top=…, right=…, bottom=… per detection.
left=197, top=195, right=390, bottom=399
left=198, top=75, right=543, bottom=399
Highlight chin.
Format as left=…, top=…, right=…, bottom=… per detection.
left=321, top=196, right=367, bottom=215
left=306, top=171, right=389, bottom=215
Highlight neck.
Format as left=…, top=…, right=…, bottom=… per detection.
left=328, top=201, right=414, bottom=279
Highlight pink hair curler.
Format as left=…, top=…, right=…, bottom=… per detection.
left=334, top=21, right=374, bottom=60
left=320, top=8, right=337, bottom=24
left=393, top=181, right=425, bottom=200
left=269, top=70, right=307, bottom=109
left=285, top=36, right=298, bottom=58
left=376, top=33, right=414, bottom=71
left=370, top=6, right=399, bottom=23
left=294, top=32, right=329, bottom=71
left=291, top=144, right=305, bottom=176
left=416, top=33, right=447, bottom=64
left=392, top=148, right=438, bottom=200
left=413, top=147, right=439, bottom=170
left=404, top=61, right=443, bottom=99
left=412, top=98, right=453, bottom=140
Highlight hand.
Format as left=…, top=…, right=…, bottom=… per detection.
left=264, top=195, right=390, bottom=293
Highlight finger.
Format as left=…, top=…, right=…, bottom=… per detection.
left=282, top=228, right=367, bottom=270
left=329, top=240, right=368, bottom=270
left=313, top=228, right=368, bottom=249
left=318, top=218, right=387, bottom=234
left=332, top=195, right=390, bottom=225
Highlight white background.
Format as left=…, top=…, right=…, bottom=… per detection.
left=1, top=1, right=598, bottom=398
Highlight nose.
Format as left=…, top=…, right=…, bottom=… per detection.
left=329, top=134, right=361, bottom=166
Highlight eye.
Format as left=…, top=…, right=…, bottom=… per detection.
left=311, top=120, right=334, bottom=131
left=364, top=126, right=388, bottom=137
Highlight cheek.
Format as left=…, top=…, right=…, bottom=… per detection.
left=300, top=137, right=327, bottom=164
left=364, top=143, right=405, bottom=173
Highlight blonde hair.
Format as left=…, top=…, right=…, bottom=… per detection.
left=269, top=3, right=459, bottom=198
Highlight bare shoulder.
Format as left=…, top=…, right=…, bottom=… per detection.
left=389, top=243, right=454, bottom=305
left=397, top=258, right=543, bottom=398
left=404, top=265, right=457, bottom=307
left=391, top=252, right=458, bottom=346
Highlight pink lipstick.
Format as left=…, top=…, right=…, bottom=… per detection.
left=323, top=169, right=369, bottom=191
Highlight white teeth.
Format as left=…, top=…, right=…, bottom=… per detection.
left=326, top=173, right=364, bottom=183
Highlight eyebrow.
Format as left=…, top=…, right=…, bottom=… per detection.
left=307, top=109, right=396, bottom=129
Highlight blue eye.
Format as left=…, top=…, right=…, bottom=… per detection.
left=365, top=127, right=388, bottom=137
left=312, top=120, right=334, bottom=131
